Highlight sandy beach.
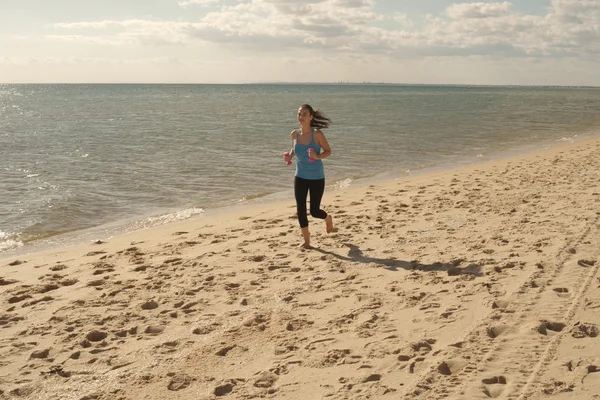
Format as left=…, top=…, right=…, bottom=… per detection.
left=1, top=137, right=599, bottom=400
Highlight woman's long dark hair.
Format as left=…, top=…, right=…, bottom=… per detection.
left=301, top=104, right=331, bottom=129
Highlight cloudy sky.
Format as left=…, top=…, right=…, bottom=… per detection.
left=1, top=0, right=599, bottom=85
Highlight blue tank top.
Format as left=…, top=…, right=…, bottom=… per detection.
left=294, top=128, right=325, bottom=180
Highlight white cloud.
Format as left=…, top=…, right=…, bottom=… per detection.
left=0, top=56, right=181, bottom=66
left=53, top=21, right=124, bottom=29
left=446, top=2, right=513, bottom=19
left=52, top=20, right=201, bottom=46
left=45, top=34, right=133, bottom=46
left=178, top=0, right=220, bottom=7
left=43, top=0, right=600, bottom=60
left=393, top=12, right=414, bottom=27
left=4, top=0, right=600, bottom=84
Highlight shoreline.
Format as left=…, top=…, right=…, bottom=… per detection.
left=1, top=131, right=595, bottom=262
left=1, top=135, right=599, bottom=399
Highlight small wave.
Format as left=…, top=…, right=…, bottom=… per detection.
left=0, top=239, right=24, bottom=253
left=134, top=207, right=205, bottom=228
left=557, top=137, right=574, bottom=143
left=0, top=231, right=24, bottom=253
left=333, top=178, right=353, bottom=190
left=232, top=192, right=270, bottom=203
left=208, top=192, right=273, bottom=209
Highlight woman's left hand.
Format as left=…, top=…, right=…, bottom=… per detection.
left=308, top=148, right=318, bottom=160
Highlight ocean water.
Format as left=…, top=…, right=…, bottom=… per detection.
left=1, top=84, right=600, bottom=255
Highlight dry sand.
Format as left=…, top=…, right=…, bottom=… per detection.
left=1, top=137, right=599, bottom=400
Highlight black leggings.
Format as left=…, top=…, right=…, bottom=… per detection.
left=294, top=177, right=328, bottom=228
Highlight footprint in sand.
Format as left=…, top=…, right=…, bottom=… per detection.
left=318, top=349, right=352, bottom=367
left=553, top=287, right=570, bottom=298
left=582, top=365, right=600, bottom=384
left=60, top=278, right=78, bottom=286
left=437, top=359, right=467, bottom=376
left=571, top=323, right=599, bottom=338
left=409, top=357, right=427, bottom=374
left=246, top=255, right=266, bottom=262
left=215, top=344, right=245, bottom=357
left=214, top=381, right=236, bottom=396
left=491, top=299, right=510, bottom=310
left=8, top=293, right=33, bottom=304
left=0, top=277, right=19, bottom=286
left=419, top=302, right=441, bottom=311
left=253, top=371, right=278, bottom=388
left=537, top=320, right=566, bottom=336
left=192, top=323, right=220, bottom=335
left=145, top=325, right=166, bottom=335
left=92, top=261, right=115, bottom=275
left=530, top=278, right=547, bottom=288
left=141, top=300, right=159, bottom=310
left=86, top=330, right=108, bottom=342
left=167, top=374, right=194, bottom=391
left=29, top=348, right=51, bottom=359
left=482, top=376, right=507, bottom=398
left=274, top=341, right=299, bottom=355
left=8, top=385, right=37, bottom=397
left=242, top=313, right=270, bottom=331
left=37, top=283, right=60, bottom=293
left=541, top=380, right=575, bottom=395
left=397, top=339, right=436, bottom=364
left=578, top=259, right=597, bottom=268
left=411, top=339, right=436, bottom=354
left=0, top=313, right=25, bottom=328
left=85, top=251, right=106, bottom=257
left=486, top=324, right=509, bottom=339
left=285, top=318, right=313, bottom=332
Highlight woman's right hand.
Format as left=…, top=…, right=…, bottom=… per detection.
left=283, top=152, right=292, bottom=163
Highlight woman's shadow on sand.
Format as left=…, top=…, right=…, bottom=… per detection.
left=312, top=243, right=483, bottom=276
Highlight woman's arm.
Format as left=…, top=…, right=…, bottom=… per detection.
left=284, top=130, right=296, bottom=163
left=289, top=130, right=297, bottom=156
left=314, top=129, right=331, bottom=160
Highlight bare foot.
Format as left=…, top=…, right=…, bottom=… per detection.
left=325, top=215, right=334, bottom=233
left=298, top=242, right=312, bottom=249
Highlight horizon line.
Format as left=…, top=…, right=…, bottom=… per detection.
left=1, top=82, right=599, bottom=88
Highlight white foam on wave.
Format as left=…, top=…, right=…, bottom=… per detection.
left=557, top=137, right=575, bottom=143
left=0, top=231, right=24, bottom=253
left=333, top=178, right=353, bottom=190
left=0, top=240, right=24, bottom=252
left=135, top=207, right=205, bottom=228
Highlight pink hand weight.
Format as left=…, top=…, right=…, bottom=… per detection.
left=308, top=148, right=315, bottom=162
left=283, top=152, right=292, bottom=165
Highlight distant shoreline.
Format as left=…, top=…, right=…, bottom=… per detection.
left=2, top=82, right=599, bottom=89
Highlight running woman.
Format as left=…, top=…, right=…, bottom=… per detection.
left=283, top=104, right=334, bottom=248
